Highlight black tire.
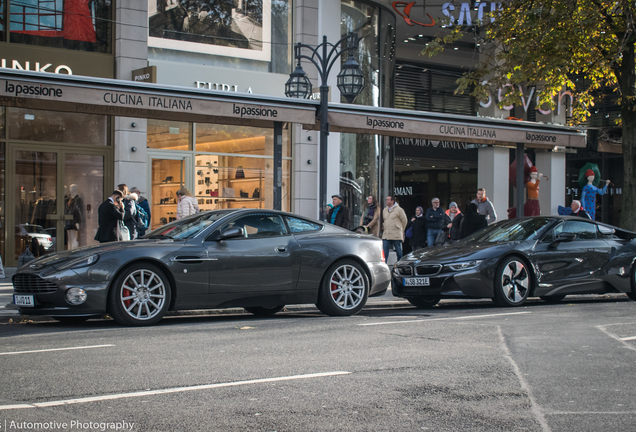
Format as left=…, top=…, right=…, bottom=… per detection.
left=108, top=263, right=172, bottom=326
left=628, top=265, right=636, bottom=301
left=540, top=295, right=566, bottom=303
left=493, top=256, right=532, bottom=307
left=244, top=305, right=285, bottom=316
left=407, top=296, right=440, bottom=308
left=53, top=316, right=91, bottom=324
left=316, top=259, right=369, bottom=316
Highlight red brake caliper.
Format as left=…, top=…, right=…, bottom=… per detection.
left=331, top=278, right=338, bottom=299
left=123, top=287, right=132, bottom=307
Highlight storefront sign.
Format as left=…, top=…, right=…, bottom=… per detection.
left=195, top=81, right=254, bottom=94
left=396, top=137, right=469, bottom=149
left=392, top=1, right=435, bottom=27
left=132, top=66, right=157, bottom=83
left=1, top=59, right=73, bottom=75
left=442, top=2, right=499, bottom=26
left=394, top=186, right=413, bottom=196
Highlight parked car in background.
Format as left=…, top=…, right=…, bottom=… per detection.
left=12, top=210, right=390, bottom=326
left=392, top=216, right=636, bottom=308
left=15, top=224, right=54, bottom=257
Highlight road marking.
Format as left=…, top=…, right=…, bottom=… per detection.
left=620, top=336, right=636, bottom=341
left=0, top=344, right=115, bottom=356
left=597, top=325, right=636, bottom=352
left=497, top=326, right=551, bottom=432
left=358, top=311, right=531, bottom=326
left=0, top=371, right=351, bottom=410
left=547, top=411, right=636, bottom=415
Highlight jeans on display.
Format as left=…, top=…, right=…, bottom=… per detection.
left=427, top=229, right=442, bottom=247
left=383, top=239, right=403, bottom=263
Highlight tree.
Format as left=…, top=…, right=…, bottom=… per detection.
left=424, top=0, right=636, bottom=230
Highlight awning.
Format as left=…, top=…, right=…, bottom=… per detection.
left=0, top=69, right=318, bottom=128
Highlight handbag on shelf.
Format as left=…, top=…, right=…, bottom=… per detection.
left=252, top=188, right=260, bottom=198
left=235, top=166, right=245, bottom=179
left=239, top=190, right=249, bottom=198
left=210, top=189, right=218, bottom=197
left=222, top=187, right=235, bottom=197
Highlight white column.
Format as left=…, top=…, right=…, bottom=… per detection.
left=535, top=151, right=566, bottom=215
left=477, top=146, right=509, bottom=222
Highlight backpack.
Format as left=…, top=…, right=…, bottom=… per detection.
left=135, top=202, right=150, bottom=230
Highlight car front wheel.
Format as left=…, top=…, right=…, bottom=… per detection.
left=108, top=263, right=171, bottom=326
left=316, top=259, right=369, bottom=316
left=493, top=257, right=531, bottom=307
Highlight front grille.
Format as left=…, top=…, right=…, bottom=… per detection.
left=13, top=274, right=58, bottom=294
left=396, top=266, right=413, bottom=276
left=416, top=265, right=442, bottom=276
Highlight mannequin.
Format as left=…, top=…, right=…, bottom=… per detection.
left=524, top=167, right=547, bottom=216
left=581, top=169, right=609, bottom=220
left=65, top=184, right=84, bottom=250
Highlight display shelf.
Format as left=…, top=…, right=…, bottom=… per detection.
left=219, top=177, right=261, bottom=183
left=156, top=203, right=177, bottom=207
left=152, top=183, right=183, bottom=187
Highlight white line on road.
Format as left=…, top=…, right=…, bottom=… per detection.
left=0, top=344, right=115, bottom=356
left=497, top=326, right=551, bottom=432
left=547, top=411, right=636, bottom=415
left=0, top=371, right=351, bottom=411
left=358, top=311, right=531, bottom=326
left=597, top=325, right=636, bottom=352
left=620, top=336, right=636, bottom=341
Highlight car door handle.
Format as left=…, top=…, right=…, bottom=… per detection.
left=275, top=246, right=287, bottom=253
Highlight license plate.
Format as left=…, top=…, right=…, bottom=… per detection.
left=403, top=277, right=430, bottom=286
left=13, top=295, right=34, bottom=307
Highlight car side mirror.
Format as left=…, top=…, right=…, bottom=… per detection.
left=218, top=226, right=245, bottom=240
left=549, top=232, right=576, bottom=248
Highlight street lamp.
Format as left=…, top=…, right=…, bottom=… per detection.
left=285, top=32, right=365, bottom=220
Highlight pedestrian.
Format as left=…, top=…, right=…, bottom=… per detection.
left=570, top=200, right=591, bottom=219
left=131, top=187, right=151, bottom=236
left=327, top=194, right=351, bottom=229
left=117, top=184, right=136, bottom=240
left=176, top=188, right=200, bottom=219
left=443, top=201, right=463, bottom=243
left=425, top=197, right=445, bottom=247
left=459, top=202, right=488, bottom=239
left=94, top=190, right=125, bottom=243
left=405, top=206, right=427, bottom=251
left=381, top=195, right=408, bottom=262
left=471, top=188, right=497, bottom=224
left=359, top=195, right=380, bottom=237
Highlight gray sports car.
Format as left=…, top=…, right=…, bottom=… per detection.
left=12, top=209, right=391, bottom=326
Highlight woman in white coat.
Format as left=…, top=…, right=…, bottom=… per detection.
left=176, top=188, right=200, bottom=219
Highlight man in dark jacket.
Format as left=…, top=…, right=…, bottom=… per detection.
left=327, top=194, right=352, bottom=229
left=405, top=206, right=427, bottom=251
left=459, top=202, right=488, bottom=239
left=425, top=197, right=445, bottom=247
left=95, top=190, right=125, bottom=243
left=131, top=187, right=151, bottom=237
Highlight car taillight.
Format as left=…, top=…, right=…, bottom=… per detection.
left=47, top=237, right=52, bottom=242
left=381, top=248, right=386, bottom=263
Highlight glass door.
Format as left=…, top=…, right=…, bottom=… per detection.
left=149, top=154, right=191, bottom=231
left=7, top=144, right=111, bottom=266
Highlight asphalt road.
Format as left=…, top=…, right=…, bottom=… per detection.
left=1, top=295, right=636, bottom=432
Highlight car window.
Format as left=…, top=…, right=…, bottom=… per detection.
left=222, top=213, right=287, bottom=239
left=553, top=220, right=598, bottom=240
left=286, top=216, right=322, bottom=233
left=145, top=211, right=231, bottom=240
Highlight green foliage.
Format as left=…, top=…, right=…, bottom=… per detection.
left=422, top=0, right=636, bottom=125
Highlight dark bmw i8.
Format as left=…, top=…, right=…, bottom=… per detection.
left=392, top=216, right=636, bottom=308
left=11, top=209, right=391, bottom=326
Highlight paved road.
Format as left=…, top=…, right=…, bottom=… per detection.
left=1, top=295, right=635, bottom=431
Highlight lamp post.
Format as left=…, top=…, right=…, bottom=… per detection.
left=285, top=32, right=365, bottom=221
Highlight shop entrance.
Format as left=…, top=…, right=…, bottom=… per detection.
left=148, top=154, right=192, bottom=231
left=7, top=144, right=111, bottom=266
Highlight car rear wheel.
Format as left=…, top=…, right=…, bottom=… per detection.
left=493, top=257, right=531, bottom=307
left=316, top=259, right=369, bottom=316
left=108, top=263, right=171, bottom=326
left=540, top=295, right=566, bottom=303
left=244, top=305, right=285, bottom=316
left=407, top=296, right=440, bottom=308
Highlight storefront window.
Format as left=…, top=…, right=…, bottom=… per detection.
left=150, top=159, right=185, bottom=230
left=0, top=1, right=4, bottom=38
left=196, top=123, right=290, bottom=157
left=8, top=0, right=113, bottom=53
left=147, top=120, right=192, bottom=150
left=8, top=108, right=107, bottom=145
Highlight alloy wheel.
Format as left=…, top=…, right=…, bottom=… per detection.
left=329, top=264, right=365, bottom=310
left=500, top=260, right=529, bottom=304
left=120, top=269, right=167, bottom=321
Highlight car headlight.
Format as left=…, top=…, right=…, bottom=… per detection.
left=57, top=254, right=100, bottom=270
left=66, top=288, right=87, bottom=305
left=446, top=260, right=483, bottom=272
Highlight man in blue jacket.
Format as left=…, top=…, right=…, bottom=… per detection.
left=425, top=197, right=445, bottom=247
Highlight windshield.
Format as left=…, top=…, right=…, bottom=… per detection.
left=144, top=211, right=231, bottom=240
left=463, top=217, right=553, bottom=243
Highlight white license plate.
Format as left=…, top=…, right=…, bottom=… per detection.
left=13, top=295, right=34, bottom=307
left=403, top=277, right=430, bottom=287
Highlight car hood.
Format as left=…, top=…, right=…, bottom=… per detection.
left=24, top=239, right=179, bottom=269
left=399, top=241, right=514, bottom=265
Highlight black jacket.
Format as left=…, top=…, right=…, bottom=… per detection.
left=94, top=199, right=125, bottom=243
left=459, top=205, right=488, bottom=239
left=425, top=207, right=445, bottom=230
left=122, top=199, right=138, bottom=240
left=574, top=208, right=591, bottom=219
left=443, top=212, right=463, bottom=241
left=406, top=216, right=427, bottom=247
left=327, top=204, right=352, bottom=229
